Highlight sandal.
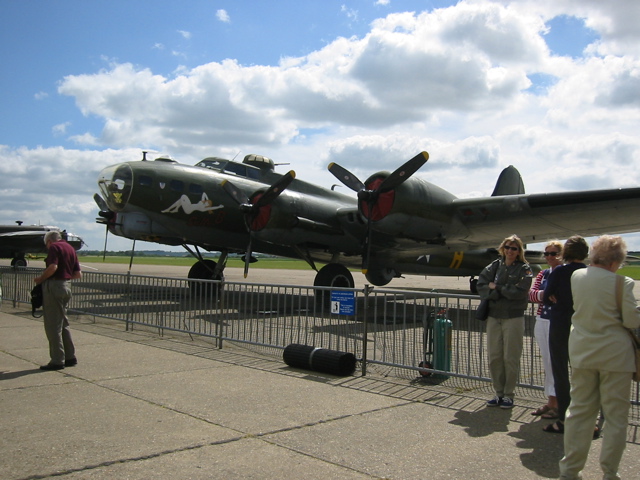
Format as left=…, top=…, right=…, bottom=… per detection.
left=543, top=421, right=564, bottom=434
left=541, top=408, right=559, bottom=419
left=531, top=405, right=552, bottom=416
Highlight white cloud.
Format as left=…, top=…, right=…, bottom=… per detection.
left=177, top=30, right=191, bottom=39
left=52, top=122, right=71, bottom=136
left=341, top=5, right=359, bottom=22
left=216, top=9, right=230, bottom=23
left=5, top=1, right=640, bottom=251
left=68, top=132, right=100, bottom=146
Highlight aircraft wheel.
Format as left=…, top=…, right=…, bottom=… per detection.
left=314, top=263, right=354, bottom=288
left=188, top=260, right=224, bottom=298
left=313, top=263, right=354, bottom=308
left=11, top=257, right=27, bottom=269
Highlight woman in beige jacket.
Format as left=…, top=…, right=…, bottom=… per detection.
left=559, top=235, right=640, bottom=480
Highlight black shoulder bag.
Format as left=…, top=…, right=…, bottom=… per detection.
left=475, top=261, right=500, bottom=321
left=31, top=284, right=43, bottom=318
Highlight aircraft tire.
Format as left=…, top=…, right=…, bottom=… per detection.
left=11, top=257, right=27, bottom=269
left=313, top=263, right=354, bottom=308
left=188, top=260, right=223, bottom=298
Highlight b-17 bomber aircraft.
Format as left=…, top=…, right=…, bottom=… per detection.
left=0, top=221, right=84, bottom=267
left=94, top=151, right=640, bottom=291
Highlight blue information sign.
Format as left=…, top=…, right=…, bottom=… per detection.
left=330, top=290, right=355, bottom=316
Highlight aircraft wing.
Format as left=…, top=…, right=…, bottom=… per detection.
left=451, top=188, right=640, bottom=248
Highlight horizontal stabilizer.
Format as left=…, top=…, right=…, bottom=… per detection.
left=492, top=165, right=525, bottom=196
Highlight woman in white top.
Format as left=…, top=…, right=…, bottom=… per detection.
left=528, top=240, right=563, bottom=418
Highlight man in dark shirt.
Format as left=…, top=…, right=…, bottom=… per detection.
left=34, top=231, right=82, bottom=370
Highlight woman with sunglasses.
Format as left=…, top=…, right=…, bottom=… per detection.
left=477, top=234, right=533, bottom=409
left=542, top=235, right=589, bottom=435
left=528, top=240, right=564, bottom=419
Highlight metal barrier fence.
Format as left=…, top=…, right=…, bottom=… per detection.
left=2, top=265, right=638, bottom=425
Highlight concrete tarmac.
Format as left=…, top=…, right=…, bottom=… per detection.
left=2, top=264, right=640, bottom=479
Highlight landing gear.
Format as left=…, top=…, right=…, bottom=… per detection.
left=188, top=259, right=224, bottom=297
left=313, top=263, right=355, bottom=289
left=11, top=256, right=27, bottom=269
left=313, top=263, right=354, bottom=307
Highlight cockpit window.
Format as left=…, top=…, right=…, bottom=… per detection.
left=195, top=158, right=262, bottom=180
left=223, top=162, right=248, bottom=176
left=245, top=168, right=261, bottom=180
left=196, top=158, right=226, bottom=170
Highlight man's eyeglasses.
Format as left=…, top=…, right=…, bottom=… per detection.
left=504, top=246, right=519, bottom=251
left=543, top=251, right=559, bottom=257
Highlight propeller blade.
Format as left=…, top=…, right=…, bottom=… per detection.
left=378, top=151, right=429, bottom=193
left=328, top=163, right=365, bottom=192
left=362, top=212, right=374, bottom=274
left=223, top=172, right=295, bottom=278
left=244, top=237, right=253, bottom=278
left=221, top=179, right=250, bottom=206
left=94, top=193, right=109, bottom=211
left=328, top=152, right=429, bottom=274
left=254, top=170, right=296, bottom=208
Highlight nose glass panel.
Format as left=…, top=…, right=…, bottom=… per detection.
left=98, top=164, right=133, bottom=212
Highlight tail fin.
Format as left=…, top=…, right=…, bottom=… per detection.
left=491, top=165, right=525, bottom=196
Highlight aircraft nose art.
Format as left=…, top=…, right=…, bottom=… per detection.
left=98, top=164, right=133, bottom=212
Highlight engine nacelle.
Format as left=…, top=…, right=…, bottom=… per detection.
left=365, top=267, right=397, bottom=286
left=361, top=175, right=465, bottom=242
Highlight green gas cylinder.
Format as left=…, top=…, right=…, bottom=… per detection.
left=433, top=313, right=452, bottom=378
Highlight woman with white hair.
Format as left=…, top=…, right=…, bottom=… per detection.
left=559, top=235, right=640, bottom=480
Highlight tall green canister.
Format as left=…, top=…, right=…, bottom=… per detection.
left=432, top=312, right=452, bottom=378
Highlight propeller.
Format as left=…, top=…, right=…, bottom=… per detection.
left=328, top=151, right=429, bottom=273
left=94, top=193, right=114, bottom=261
left=222, top=171, right=296, bottom=277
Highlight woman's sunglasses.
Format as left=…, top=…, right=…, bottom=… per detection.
left=543, top=251, right=559, bottom=257
left=504, top=246, right=519, bottom=251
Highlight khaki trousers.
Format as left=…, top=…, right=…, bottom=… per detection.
left=559, top=368, right=631, bottom=480
left=486, top=316, right=524, bottom=398
left=42, top=279, right=75, bottom=365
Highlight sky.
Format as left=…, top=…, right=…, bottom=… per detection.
left=1, top=0, right=639, bottom=254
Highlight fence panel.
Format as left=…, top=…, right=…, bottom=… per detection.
left=2, top=265, right=638, bottom=426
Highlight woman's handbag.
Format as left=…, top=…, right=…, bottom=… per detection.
left=615, top=275, right=640, bottom=381
left=475, top=298, right=490, bottom=321
left=475, top=260, right=499, bottom=321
